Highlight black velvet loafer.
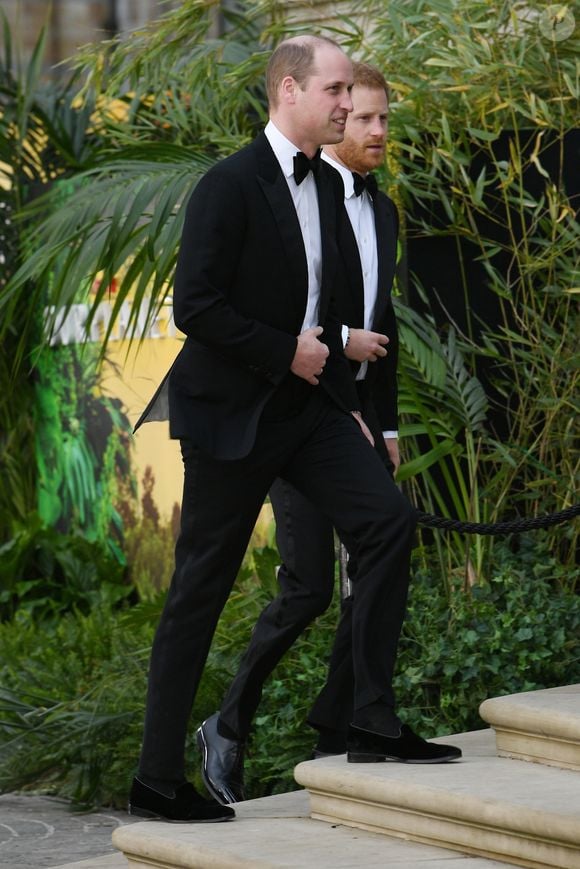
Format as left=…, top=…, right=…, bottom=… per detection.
left=128, top=777, right=235, bottom=822
left=197, top=712, right=246, bottom=805
left=347, top=723, right=462, bottom=764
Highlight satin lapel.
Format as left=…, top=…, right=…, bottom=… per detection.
left=340, top=211, right=365, bottom=326
left=372, top=195, right=397, bottom=328
left=255, top=135, right=308, bottom=320
left=316, top=167, right=337, bottom=318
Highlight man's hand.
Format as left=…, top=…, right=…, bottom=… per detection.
left=384, top=437, right=400, bottom=477
left=345, top=328, right=389, bottom=364
left=351, top=411, right=374, bottom=446
left=290, top=326, right=329, bottom=385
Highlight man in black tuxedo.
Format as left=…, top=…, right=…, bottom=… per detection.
left=301, top=62, right=407, bottom=756
left=274, top=61, right=404, bottom=759
left=130, top=36, right=459, bottom=824
left=196, top=62, right=461, bottom=807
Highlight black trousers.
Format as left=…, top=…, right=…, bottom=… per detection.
left=220, top=381, right=399, bottom=740
left=139, top=388, right=415, bottom=781
left=269, top=479, right=355, bottom=735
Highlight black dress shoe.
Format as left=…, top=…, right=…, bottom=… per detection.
left=128, top=777, right=235, bottom=822
left=347, top=723, right=462, bottom=764
left=197, top=712, right=246, bottom=805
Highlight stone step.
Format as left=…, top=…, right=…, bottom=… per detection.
left=55, top=857, right=127, bottom=869
left=294, top=729, right=580, bottom=869
left=480, top=684, right=580, bottom=771
left=111, top=788, right=510, bottom=868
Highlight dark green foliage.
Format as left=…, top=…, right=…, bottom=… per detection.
left=2, top=536, right=578, bottom=808
left=0, top=14, right=135, bottom=550
left=0, top=602, right=154, bottom=807
left=2, top=0, right=577, bottom=589
left=365, top=0, right=579, bottom=580
left=0, top=0, right=577, bottom=813
left=396, top=533, right=580, bottom=738
left=248, top=534, right=580, bottom=796
left=0, top=518, right=132, bottom=622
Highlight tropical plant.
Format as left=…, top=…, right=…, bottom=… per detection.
left=0, top=0, right=577, bottom=814
left=364, top=0, right=579, bottom=569
left=0, top=1, right=269, bottom=355
left=0, top=517, right=131, bottom=623
left=2, top=0, right=577, bottom=585
left=0, top=12, right=103, bottom=538
left=1, top=534, right=578, bottom=807
left=395, top=298, right=490, bottom=587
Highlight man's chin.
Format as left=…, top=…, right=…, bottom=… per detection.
left=362, top=160, right=384, bottom=173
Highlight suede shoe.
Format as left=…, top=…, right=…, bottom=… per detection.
left=347, top=723, right=462, bottom=764
left=197, top=712, right=246, bottom=805
left=128, top=777, right=234, bottom=822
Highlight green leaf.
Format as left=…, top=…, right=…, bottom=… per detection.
left=467, top=127, right=499, bottom=142
left=397, top=439, right=457, bottom=481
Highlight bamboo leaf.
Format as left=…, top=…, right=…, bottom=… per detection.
left=397, top=439, right=457, bottom=482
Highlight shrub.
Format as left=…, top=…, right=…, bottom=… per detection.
left=1, top=535, right=578, bottom=807
left=395, top=533, right=580, bottom=737
left=0, top=517, right=131, bottom=623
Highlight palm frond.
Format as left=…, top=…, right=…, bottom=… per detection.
left=2, top=148, right=214, bottom=361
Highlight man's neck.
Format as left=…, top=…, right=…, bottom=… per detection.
left=322, top=144, right=348, bottom=168
left=269, top=114, right=318, bottom=158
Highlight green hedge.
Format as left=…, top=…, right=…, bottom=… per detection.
left=0, top=534, right=578, bottom=808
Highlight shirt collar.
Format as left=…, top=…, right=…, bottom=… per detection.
left=321, top=151, right=356, bottom=199
left=265, top=120, right=302, bottom=180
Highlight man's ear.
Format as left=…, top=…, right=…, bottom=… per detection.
left=280, top=75, right=297, bottom=105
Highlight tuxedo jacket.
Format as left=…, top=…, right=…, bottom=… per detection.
left=334, top=190, right=399, bottom=437
left=135, top=132, right=358, bottom=459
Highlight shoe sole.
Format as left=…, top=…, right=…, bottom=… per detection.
left=196, top=725, right=239, bottom=806
left=128, top=803, right=233, bottom=823
left=347, top=751, right=461, bottom=764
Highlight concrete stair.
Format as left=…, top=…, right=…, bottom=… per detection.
left=295, top=685, right=580, bottom=869
left=110, top=787, right=508, bottom=868
left=480, top=684, right=580, bottom=771
left=108, top=685, right=580, bottom=869
left=295, top=729, right=580, bottom=869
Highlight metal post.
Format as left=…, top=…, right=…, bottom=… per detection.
left=338, top=541, right=352, bottom=600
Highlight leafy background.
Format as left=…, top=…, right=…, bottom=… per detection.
left=0, top=0, right=578, bottom=807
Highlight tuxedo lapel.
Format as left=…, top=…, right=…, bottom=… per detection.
left=316, top=167, right=340, bottom=320
left=372, top=196, right=397, bottom=328
left=340, top=209, right=365, bottom=326
left=254, top=135, right=309, bottom=321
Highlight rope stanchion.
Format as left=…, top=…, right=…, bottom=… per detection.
left=338, top=504, right=578, bottom=596
left=415, top=504, right=579, bottom=536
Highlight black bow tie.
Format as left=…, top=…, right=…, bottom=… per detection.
left=352, top=172, right=378, bottom=198
left=293, top=149, right=322, bottom=185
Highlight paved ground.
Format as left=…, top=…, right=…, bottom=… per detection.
left=0, top=793, right=135, bottom=869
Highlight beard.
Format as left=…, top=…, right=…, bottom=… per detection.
left=335, top=138, right=384, bottom=175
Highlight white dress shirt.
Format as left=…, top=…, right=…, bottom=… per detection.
left=322, top=151, right=397, bottom=440
left=265, top=121, right=322, bottom=333
left=322, top=151, right=378, bottom=382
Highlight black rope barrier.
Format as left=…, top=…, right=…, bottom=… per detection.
left=415, top=504, right=580, bottom=535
